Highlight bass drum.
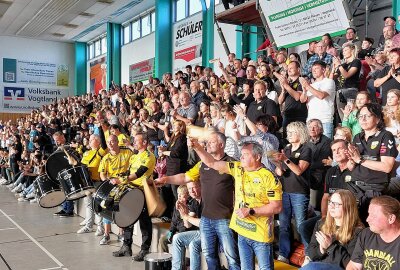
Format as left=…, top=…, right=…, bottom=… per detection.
left=58, top=165, right=95, bottom=200
left=34, top=174, right=66, bottom=208
left=145, top=253, right=172, bottom=270
left=92, top=181, right=145, bottom=228
left=46, top=149, right=80, bottom=182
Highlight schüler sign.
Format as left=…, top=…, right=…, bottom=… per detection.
left=1, top=86, right=69, bottom=113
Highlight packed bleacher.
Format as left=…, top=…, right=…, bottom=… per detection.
left=2, top=13, right=400, bottom=270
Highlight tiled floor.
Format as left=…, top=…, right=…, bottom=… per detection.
left=0, top=185, right=147, bottom=270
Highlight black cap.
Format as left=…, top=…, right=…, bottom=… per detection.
left=384, top=16, right=396, bottom=22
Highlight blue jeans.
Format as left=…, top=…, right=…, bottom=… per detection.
left=238, top=235, right=273, bottom=270
left=279, top=192, right=309, bottom=259
left=301, top=262, right=343, bottom=270
left=172, top=230, right=201, bottom=270
left=200, top=217, right=240, bottom=270
left=322, top=122, right=333, bottom=140
left=62, top=200, right=74, bottom=214
left=150, top=140, right=160, bottom=158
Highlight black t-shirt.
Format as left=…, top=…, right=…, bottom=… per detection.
left=197, top=154, right=235, bottom=219
left=352, top=130, right=398, bottom=185
left=351, top=228, right=400, bottom=270
left=339, top=59, right=362, bottom=89
left=283, top=78, right=308, bottom=120
left=324, top=166, right=352, bottom=194
left=377, top=65, right=400, bottom=105
left=281, top=143, right=312, bottom=194
left=188, top=198, right=203, bottom=230
left=246, top=96, right=279, bottom=123
left=147, top=112, right=164, bottom=141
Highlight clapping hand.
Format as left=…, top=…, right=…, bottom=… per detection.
left=315, top=231, right=333, bottom=254
left=346, top=144, right=361, bottom=163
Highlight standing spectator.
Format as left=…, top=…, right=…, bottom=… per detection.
left=322, top=33, right=338, bottom=57
left=300, top=61, right=336, bottom=139
left=299, top=41, right=317, bottom=71
left=303, top=41, right=333, bottom=78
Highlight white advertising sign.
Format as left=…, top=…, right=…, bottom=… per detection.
left=1, top=86, right=69, bottom=113
left=259, top=0, right=350, bottom=48
left=172, top=13, right=203, bottom=73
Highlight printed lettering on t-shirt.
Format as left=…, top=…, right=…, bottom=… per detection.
left=364, top=249, right=396, bottom=269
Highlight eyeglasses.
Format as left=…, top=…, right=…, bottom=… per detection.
left=328, top=200, right=343, bottom=208
left=357, top=114, right=374, bottom=120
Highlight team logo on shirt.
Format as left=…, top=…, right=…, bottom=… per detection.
left=345, top=175, right=352, bottom=182
left=257, top=106, right=262, bottom=110
left=371, top=141, right=379, bottom=150
left=295, top=153, right=300, bottom=158
left=253, top=178, right=260, bottom=184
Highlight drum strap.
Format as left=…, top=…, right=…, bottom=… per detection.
left=88, top=149, right=99, bottom=165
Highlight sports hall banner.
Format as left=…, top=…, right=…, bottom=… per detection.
left=89, top=57, right=107, bottom=95
left=259, top=0, right=350, bottom=48
left=2, top=58, right=69, bottom=87
left=1, top=86, right=69, bottom=113
left=129, top=58, right=154, bottom=83
left=172, top=13, right=203, bottom=73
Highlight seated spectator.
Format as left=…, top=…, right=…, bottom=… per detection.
left=374, top=48, right=400, bottom=104
left=322, top=33, right=338, bottom=57
left=171, top=181, right=202, bottom=270
left=342, top=91, right=371, bottom=138
left=158, top=185, right=189, bottom=253
left=302, top=190, right=364, bottom=270
left=347, top=196, right=400, bottom=270
left=383, top=89, right=400, bottom=142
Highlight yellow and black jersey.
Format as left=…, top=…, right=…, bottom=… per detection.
left=98, top=148, right=132, bottom=179
left=128, top=150, right=156, bottom=187
left=81, top=147, right=108, bottom=181
left=226, top=161, right=282, bottom=243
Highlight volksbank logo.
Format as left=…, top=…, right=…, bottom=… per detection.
left=4, top=87, right=25, bottom=101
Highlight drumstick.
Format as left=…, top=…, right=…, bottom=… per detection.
left=60, top=146, right=78, bottom=166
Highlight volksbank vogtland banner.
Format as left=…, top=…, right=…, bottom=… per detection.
left=259, top=0, right=350, bottom=48
left=172, top=13, right=203, bottom=73
left=1, top=86, right=69, bottom=113
left=3, top=58, right=69, bottom=87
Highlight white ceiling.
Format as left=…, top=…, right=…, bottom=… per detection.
left=0, top=0, right=155, bottom=43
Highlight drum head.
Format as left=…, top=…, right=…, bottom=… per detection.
left=145, top=252, right=172, bottom=262
left=39, top=191, right=65, bottom=208
left=46, top=150, right=79, bottom=182
left=114, top=188, right=145, bottom=228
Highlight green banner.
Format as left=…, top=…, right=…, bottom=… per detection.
left=269, top=0, right=334, bottom=22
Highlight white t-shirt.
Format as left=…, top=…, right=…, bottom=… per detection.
left=307, top=78, right=336, bottom=123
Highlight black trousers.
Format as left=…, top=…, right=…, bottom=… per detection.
left=123, top=204, right=152, bottom=251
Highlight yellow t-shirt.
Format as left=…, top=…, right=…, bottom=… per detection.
left=226, top=161, right=282, bottom=243
left=116, top=133, right=128, bottom=146
left=98, top=149, right=132, bottom=179
left=128, top=150, right=156, bottom=187
left=185, top=161, right=202, bottom=181
left=81, top=147, right=108, bottom=181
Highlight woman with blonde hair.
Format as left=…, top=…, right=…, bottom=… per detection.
left=383, top=89, right=400, bottom=141
left=209, top=102, right=225, bottom=133
left=301, top=190, right=364, bottom=270
left=274, top=121, right=313, bottom=263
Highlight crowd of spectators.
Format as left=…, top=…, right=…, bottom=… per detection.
left=1, top=14, right=400, bottom=270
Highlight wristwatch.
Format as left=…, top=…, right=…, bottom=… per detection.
left=249, top=208, right=255, bottom=216
left=356, top=156, right=365, bottom=165
left=285, top=159, right=291, bottom=165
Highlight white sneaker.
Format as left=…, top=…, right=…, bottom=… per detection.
left=99, top=234, right=110, bottom=245
left=77, top=226, right=94, bottom=234
left=26, top=193, right=35, bottom=199
left=7, top=183, right=14, bottom=189
left=30, top=198, right=38, bottom=204
left=18, top=193, right=26, bottom=198
left=18, top=197, right=28, bottom=202
left=0, top=179, right=7, bottom=185
left=80, top=219, right=87, bottom=226
left=95, top=226, right=105, bottom=236
left=11, top=185, right=21, bottom=193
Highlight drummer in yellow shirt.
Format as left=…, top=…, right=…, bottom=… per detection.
left=77, top=132, right=108, bottom=235
left=111, top=132, right=156, bottom=262
left=190, top=137, right=282, bottom=270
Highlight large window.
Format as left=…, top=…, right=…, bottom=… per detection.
left=141, top=14, right=151, bottom=36
left=87, top=35, right=107, bottom=60
left=122, top=9, right=156, bottom=45
left=189, top=0, right=202, bottom=15
left=175, top=0, right=186, bottom=22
